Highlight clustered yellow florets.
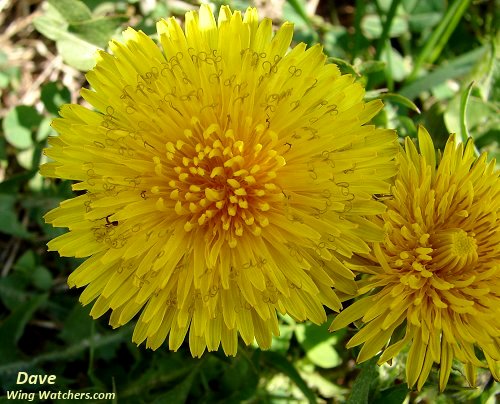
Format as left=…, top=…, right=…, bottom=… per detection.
left=331, top=127, right=500, bottom=391
left=41, top=4, right=397, bottom=358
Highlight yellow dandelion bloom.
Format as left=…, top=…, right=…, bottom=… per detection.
left=331, top=126, right=500, bottom=390
left=41, top=5, right=397, bottom=356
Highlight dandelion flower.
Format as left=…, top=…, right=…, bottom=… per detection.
left=331, top=126, right=500, bottom=390
left=41, top=5, right=397, bottom=356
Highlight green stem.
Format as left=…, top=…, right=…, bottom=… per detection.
left=375, top=0, right=403, bottom=60
left=385, top=40, right=394, bottom=91
left=352, top=0, right=365, bottom=61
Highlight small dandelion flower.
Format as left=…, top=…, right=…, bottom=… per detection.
left=41, top=5, right=397, bottom=356
left=331, top=126, right=500, bottom=390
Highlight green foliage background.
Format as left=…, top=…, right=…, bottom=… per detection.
left=0, top=0, right=498, bottom=402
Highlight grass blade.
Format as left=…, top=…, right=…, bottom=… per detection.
left=408, top=0, right=473, bottom=82
left=287, top=0, right=313, bottom=29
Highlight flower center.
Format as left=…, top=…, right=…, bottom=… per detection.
left=432, top=228, right=478, bottom=272
left=165, top=122, right=285, bottom=246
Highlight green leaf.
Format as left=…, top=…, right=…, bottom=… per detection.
left=16, top=148, right=35, bottom=170
left=13, top=250, right=36, bottom=273
left=261, top=351, right=317, bottom=404
left=41, top=81, right=71, bottom=115
left=0, top=274, right=31, bottom=310
left=295, top=321, right=344, bottom=368
left=0, top=194, right=32, bottom=239
left=151, top=370, right=197, bottom=404
left=399, top=46, right=488, bottom=100
left=36, top=116, right=54, bottom=141
left=361, top=14, right=408, bottom=40
left=328, top=57, right=359, bottom=77
left=69, top=16, right=128, bottom=48
left=346, top=356, right=379, bottom=404
left=119, top=355, right=196, bottom=399
left=408, top=12, right=442, bottom=32
left=271, top=323, right=294, bottom=353
left=381, top=46, right=407, bottom=82
left=0, top=294, right=47, bottom=362
left=33, top=4, right=99, bottom=70
left=59, top=304, right=93, bottom=344
left=372, top=384, right=409, bottom=404
left=32, top=266, right=53, bottom=291
left=358, top=60, right=386, bottom=75
left=48, top=0, right=92, bottom=22
left=379, top=93, right=421, bottom=113
left=2, top=106, right=43, bottom=149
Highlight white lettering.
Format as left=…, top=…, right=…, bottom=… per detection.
left=15, top=372, right=56, bottom=385
left=6, top=390, right=35, bottom=401
left=16, top=371, right=28, bottom=384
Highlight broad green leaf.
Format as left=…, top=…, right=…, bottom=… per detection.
left=220, top=355, right=259, bottom=401
left=151, top=370, right=197, bottom=404
left=372, top=384, right=409, bottom=404
left=381, top=46, right=407, bottom=82
left=33, top=4, right=99, bottom=70
left=0, top=194, right=32, bottom=239
left=271, top=323, right=294, bottom=353
left=32, top=266, right=53, bottom=291
left=329, top=57, right=359, bottom=77
left=358, top=60, right=386, bottom=75
left=295, top=321, right=344, bottom=368
left=118, top=355, right=195, bottom=399
left=408, top=12, right=442, bottom=32
left=16, top=148, right=35, bottom=170
left=0, top=274, right=31, bottom=310
left=346, top=356, right=379, bottom=404
left=13, top=250, right=36, bottom=273
left=48, top=0, right=92, bottom=22
left=41, top=81, right=71, bottom=115
left=59, top=304, right=93, bottom=344
left=69, top=16, right=128, bottom=48
left=36, top=116, right=53, bottom=141
left=399, top=46, right=487, bottom=99
left=261, top=351, right=317, bottom=404
left=2, top=106, right=42, bottom=149
left=0, top=294, right=47, bottom=362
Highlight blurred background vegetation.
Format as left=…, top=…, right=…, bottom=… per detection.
left=0, top=0, right=498, bottom=402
